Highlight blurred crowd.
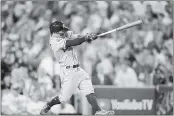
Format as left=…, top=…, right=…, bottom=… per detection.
left=1, top=1, right=173, bottom=115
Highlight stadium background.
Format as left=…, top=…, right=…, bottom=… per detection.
left=1, top=1, right=173, bottom=115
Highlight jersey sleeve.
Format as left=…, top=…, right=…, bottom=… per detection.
left=50, top=38, right=66, bottom=52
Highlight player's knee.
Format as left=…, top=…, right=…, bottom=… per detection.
left=86, top=93, right=95, bottom=100
left=84, top=89, right=95, bottom=97
left=86, top=93, right=95, bottom=97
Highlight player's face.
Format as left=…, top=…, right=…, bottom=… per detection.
left=57, top=31, right=65, bottom=36
left=58, top=30, right=69, bottom=38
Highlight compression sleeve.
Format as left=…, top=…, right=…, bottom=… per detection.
left=65, top=36, right=86, bottom=48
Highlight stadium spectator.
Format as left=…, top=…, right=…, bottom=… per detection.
left=114, top=59, right=139, bottom=87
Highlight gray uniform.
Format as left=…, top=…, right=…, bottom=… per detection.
left=49, top=31, right=94, bottom=103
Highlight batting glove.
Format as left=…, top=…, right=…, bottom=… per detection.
left=85, top=33, right=98, bottom=43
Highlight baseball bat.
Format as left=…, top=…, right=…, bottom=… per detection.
left=97, top=20, right=143, bottom=37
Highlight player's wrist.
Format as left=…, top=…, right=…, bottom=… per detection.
left=84, top=33, right=91, bottom=42
left=85, top=33, right=98, bottom=43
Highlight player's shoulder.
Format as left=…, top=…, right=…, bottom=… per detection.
left=49, top=35, right=66, bottom=51
left=66, top=31, right=81, bottom=39
left=66, top=31, right=73, bottom=38
left=67, top=31, right=73, bottom=35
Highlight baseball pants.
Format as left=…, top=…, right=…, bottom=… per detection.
left=58, top=67, right=94, bottom=103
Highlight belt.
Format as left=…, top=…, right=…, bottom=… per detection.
left=66, top=64, right=79, bottom=69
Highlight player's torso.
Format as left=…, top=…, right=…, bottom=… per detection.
left=56, top=48, right=82, bottom=78
left=49, top=34, right=89, bottom=80
left=49, top=36, right=79, bottom=67
left=55, top=46, right=79, bottom=67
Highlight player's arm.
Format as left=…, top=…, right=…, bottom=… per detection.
left=65, top=35, right=87, bottom=48
left=50, top=33, right=97, bottom=52
left=65, top=32, right=98, bottom=48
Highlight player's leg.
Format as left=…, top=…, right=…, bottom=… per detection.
left=86, top=93, right=101, bottom=112
left=79, top=77, right=114, bottom=115
left=40, top=76, right=80, bottom=115
left=40, top=95, right=61, bottom=114
left=78, top=78, right=101, bottom=113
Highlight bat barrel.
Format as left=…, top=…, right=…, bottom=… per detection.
left=97, top=20, right=143, bottom=37
left=116, top=20, right=143, bottom=31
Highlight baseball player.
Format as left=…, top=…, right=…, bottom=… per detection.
left=40, top=21, right=114, bottom=115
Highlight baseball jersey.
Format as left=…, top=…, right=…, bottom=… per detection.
left=49, top=31, right=79, bottom=67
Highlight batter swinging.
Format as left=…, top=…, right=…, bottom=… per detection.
left=40, top=21, right=114, bottom=115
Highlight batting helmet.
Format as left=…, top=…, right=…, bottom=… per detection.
left=50, top=21, right=69, bottom=35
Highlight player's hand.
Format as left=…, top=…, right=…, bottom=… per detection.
left=85, top=33, right=98, bottom=43
left=91, top=34, right=98, bottom=40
